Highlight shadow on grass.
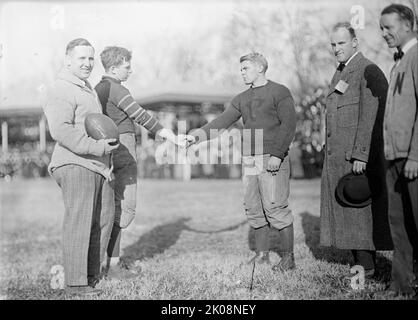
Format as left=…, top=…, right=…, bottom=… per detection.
left=300, top=211, right=352, bottom=264
left=122, top=217, right=248, bottom=263
left=300, top=211, right=392, bottom=281
left=122, top=217, right=191, bottom=263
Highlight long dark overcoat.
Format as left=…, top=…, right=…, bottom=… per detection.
left=320, top=52, right=393, bottom=250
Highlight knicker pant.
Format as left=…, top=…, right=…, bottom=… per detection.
left=108, top=133, right=137, bottom=258
left=243, top=155, right=293, bottom=231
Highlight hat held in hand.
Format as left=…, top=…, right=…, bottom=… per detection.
left=335, top=172, right=372, bottom=208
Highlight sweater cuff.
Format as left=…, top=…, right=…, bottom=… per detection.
left=407, top=153, right=418, bottom=162
left=149, top=122, right=164, bottom=136
left=269, top=150, right=285, bottom=160
left=351, top=151, right=369, bottom=163
left=88, top=138, right=106, bottom=157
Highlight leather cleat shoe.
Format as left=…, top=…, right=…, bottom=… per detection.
left=87, top=275, right=103, bottom=288
left=106, top=263, right=137, bottom=280
left=248, top=251, right=270, bottom=265
left=272, top=252, right=296, bottom=272
left=65, top=285, right=102, bottom=297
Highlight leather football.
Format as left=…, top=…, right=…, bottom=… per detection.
left=84, top=113, right=119, bottom=145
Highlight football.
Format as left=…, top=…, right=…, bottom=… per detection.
left=84, top=113, right=119, bottom=145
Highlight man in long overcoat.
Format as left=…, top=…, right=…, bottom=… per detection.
left=320, top=22, right=393, bottom=277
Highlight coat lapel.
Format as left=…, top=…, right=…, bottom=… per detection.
left=327, top=52, right=364, bottom=97
left=327, top=72, right=341, bottom=97
left=340, top=52, right=363, bottom=77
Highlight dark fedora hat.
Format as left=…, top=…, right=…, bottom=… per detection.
left=335, top=172, right=372, bottom=208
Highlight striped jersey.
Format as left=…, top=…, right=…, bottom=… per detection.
left=95, top=76, right=163, bottom=135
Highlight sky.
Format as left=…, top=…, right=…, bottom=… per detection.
left=0, top=0, right=407, bottom=109
left=0, top=0, right=237, bottom=107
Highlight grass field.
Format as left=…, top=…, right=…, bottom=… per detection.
left=0, top=177, right=401, bottom=300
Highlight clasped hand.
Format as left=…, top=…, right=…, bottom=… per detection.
left=158, top=129, right=195, bottom=148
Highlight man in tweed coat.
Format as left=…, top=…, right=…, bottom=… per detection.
left=43, top=38, right=119, bottom=296
left=320, top=22, right=393, bottom=278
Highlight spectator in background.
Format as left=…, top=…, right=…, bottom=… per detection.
left=43, top=38, right=119, bottom=296
left=380, top=4, right=418, bottom=297
left=320, top=23, right=392, bottom=279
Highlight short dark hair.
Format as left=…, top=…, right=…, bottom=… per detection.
left=100, top=46, right=132, bottom=71
left=381, top=4, right=415, bottom=30
left=65, top=38, right=93, bottom=55
left=332, top=22, right=357, bottom=39
left=240, top=52, right=268, bottom=73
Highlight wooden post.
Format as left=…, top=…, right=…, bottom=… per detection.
left=1, top=121, right=8, bottom=153
left=39, top=116, right=46, bottom=152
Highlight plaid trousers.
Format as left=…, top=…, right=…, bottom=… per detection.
left=52, top=164, right=115, bottom=286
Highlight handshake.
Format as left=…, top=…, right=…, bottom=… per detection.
left=157, top=128, right=197, bottom=148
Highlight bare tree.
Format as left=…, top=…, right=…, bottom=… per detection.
left=218, top=2, right=335, bottom=98
left=410, top=0, right=418, bottom=29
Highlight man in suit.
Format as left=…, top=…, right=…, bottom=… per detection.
left=43, top=38, right=119, bottom=296
left=380, top=4, right=418, bottom=297
left=320, top=22, right=392, bottom=279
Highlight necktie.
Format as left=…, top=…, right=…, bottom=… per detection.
left=394, top=49, right=404, bottom=61
left=337, top=63, right=346, bottom=72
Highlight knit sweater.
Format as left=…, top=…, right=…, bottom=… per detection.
left=192, top=80, right=296, bottom=159
left=384, top=39, right=418, bottom=161
left=95, top=76, right=163, bottom=135
left=43, top=69, right=112, bottom=178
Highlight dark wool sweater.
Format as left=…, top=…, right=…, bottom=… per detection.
left=95, top=76, right=163, bottom=135
left=193, top=80, right=296, bottom=159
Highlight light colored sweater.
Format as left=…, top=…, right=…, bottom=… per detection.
left=43, top=69, right=112, bottom=179
left=384, top=38, right=418, bottom=161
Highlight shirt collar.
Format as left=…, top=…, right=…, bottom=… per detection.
left=344, top=51, right=360, bottom=67
left=401, top=37, right=418, bottom=54
left=250, top=79, right=269, bottom=89
left=57, top=68, right=92, bottom=89
left=102, top=75, right=121, bottom=84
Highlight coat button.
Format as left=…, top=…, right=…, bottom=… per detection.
left=328, top=151, right=331, bottom=155
left=327, top=132, right=331, bottom=137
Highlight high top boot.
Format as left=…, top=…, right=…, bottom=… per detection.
left=248, top=225, right=270, bottom=265
left=272, top=224, right=295, bottom=272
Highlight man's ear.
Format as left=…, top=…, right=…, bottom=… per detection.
left=109, top=65, right=116, bottom=75
left=403, top=20, right=412, bottom=33
left=352, top=37, right=359, bottom=49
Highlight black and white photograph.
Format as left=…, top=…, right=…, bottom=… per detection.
left=1, top=0, right=418, bottom=306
